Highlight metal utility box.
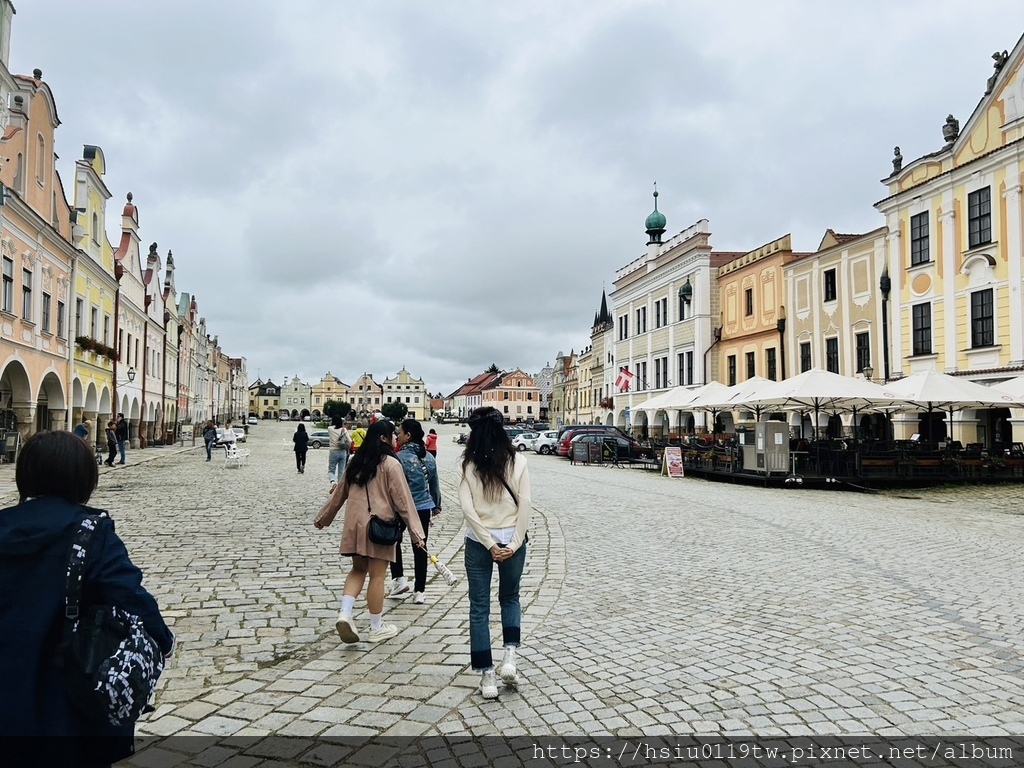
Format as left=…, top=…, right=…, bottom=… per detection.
left=743, top=422, right=789, bottom=473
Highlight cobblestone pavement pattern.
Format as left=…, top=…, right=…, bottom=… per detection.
left=3, top=422, right=1023, bottom=766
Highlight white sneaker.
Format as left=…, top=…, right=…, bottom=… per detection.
left=498, top=647, right=519, bottom=688
left=413, top=591, right=425, bottom=604
left=366, top=622, right=398, bottom=643
left=480, top=669, right=498, bottom=699
left=389, top=578, right=412, bottom=597
left=335, top=612, right=359, bottom=644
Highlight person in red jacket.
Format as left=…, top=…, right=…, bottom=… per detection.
left=425, top=428, right=438, bottom=457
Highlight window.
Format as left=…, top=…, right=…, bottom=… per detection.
left=825, top=338, right=839, bottom=373
left=745, top=288, right=753, bottom=316
left=654, top=357, right=668, bottom=389
left=766, top=348, right=777, bottom=381
left=36, top=134, right=45, bottom=183
left=41, top=292, right=51, bottom=332
left=1, top=257, right=11, bottom=313
left=910, top=212, right=930, bottom=265
left=968, top=187, right=992, bottom=248
left=655, top=297, right=668, bottom=328
left=636, top=361, right=647, bottom=391
left=823, top=269, right=837, bottom=302
left=21, top=268, right=32, bottom=321
left=855, top=331, right=870, bottom=372
left=678, top=294, right=689, bottom=322
left=911, top=303, right=931, bottom=356
left=971, top=288, right=994, bottom=348
left=103, top=315, right=110, bottom=345
left=635, top=306, right=647, bottom=334
left=503, top=391, right=509, bottom=400
left=618, top=315, right=629, bottom=341
left=56, top=300, right=65, bottom=338
left=685, top=351, right=693, bottom=386
left=90, top=307, right=98, bottom=338
left=800, top=342, right=812, bottom=373
left=727, top=355, right=737, bottom=386
left=13, top=152, right=23, bottom=192
left=745, top=352, right=755, bottom=379
left=92, top=213, right=99, bottom=245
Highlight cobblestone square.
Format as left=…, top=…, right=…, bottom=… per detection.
left=5, top=421, right=1023, bottom=764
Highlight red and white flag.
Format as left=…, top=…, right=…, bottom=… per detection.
left=615, top=368, right=635, bottom=392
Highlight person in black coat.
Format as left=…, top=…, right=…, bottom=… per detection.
left=293, top=422, right=309, bottom=473
left=0, top=431, right=174, bottom=767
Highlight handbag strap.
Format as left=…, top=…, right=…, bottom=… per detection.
left=64, top=513, right=107, bottom=624
left=499, top=476, right=518, bottom=507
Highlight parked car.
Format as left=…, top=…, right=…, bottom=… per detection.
left=558, top=427, right=641, bottom=457
left=307, top=430, right=331, bottom=449
left=532, top=430, right=560, bottom=455
left=529, top=422, right=550, bottom=431
left=279, top=414, right=291, bottom=421
left=504, top=426, right=530, bottom=439
left=569, top=433, right=654, bottom=463
left=247, top=416, right=258, bottom=425
left=232, top=427, right=247, bottom=443
left=511, top=431, right=539, bottom=452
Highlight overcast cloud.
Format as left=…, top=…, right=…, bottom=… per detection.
left=15, top=1, right=1024, bottom=395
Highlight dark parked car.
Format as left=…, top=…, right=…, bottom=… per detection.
left=557, top=426, right=635, bottom=456
left=569, top=433, right=654, bottom=463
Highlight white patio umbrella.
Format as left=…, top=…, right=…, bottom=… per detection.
left=882, top=371, right=1021, bottom=443
left=737, top=368, right=901, bottom=440
left=706, top=376, right=776, bottom=420
left=676, top=381, right=736, bottom=434
left=989, top=374, right=1024, bottom=400
left=636, top=386, right=699, bottom=435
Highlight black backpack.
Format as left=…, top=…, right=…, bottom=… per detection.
left=58, top=514, right=165, bottom=726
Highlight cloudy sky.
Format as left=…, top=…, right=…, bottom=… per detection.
left=14, top=2, right=1024, bottom=396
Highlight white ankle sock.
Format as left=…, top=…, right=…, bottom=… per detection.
left=341, top=596, right=355, bottom=616
left=369, top=612, right=383, bottom=630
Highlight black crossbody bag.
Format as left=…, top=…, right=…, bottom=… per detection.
left=366, top=485, right=404, bottom=546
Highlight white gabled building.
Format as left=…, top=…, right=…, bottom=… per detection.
left=383, top=367, right=427, bottom=420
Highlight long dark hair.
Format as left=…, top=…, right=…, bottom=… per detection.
left=345, top=420, right=396, bottom=486
left=399, top=418, right=426, bottom=459
left=461, top=406, right=516, bottom=502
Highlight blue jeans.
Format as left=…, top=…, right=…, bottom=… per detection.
left=464, top=537, right=526, bottom=670
left=328, top=449, right=348, bottom=483
left=205, top=439, right=213, bottom=460
left=117, top=440, right=126, bottom=464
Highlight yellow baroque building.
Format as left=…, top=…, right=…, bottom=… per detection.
left=70, top=145, right=116, bottom=443
left=875, top=35, right=1024, bottom=445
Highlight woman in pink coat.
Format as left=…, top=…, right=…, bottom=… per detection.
left=315, top=420, right=425, bottom=643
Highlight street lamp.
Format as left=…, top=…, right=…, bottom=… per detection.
left=126, top=367, right=136, bottom=383
left=678, top=278, right=692, bottom=307
left=862, top=364, right=874, bottom=381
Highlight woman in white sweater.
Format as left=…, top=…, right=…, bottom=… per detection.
left=458, top=406, right=532, bottom=699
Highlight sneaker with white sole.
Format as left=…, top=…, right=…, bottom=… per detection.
left=497, top=647, right=519, bottom=688
left=413, top=592, right=425, bottom=604
left=366, top=622, right=398, bottom=643
left=480, top=669, right=498, bottom=699
left=388, top=578, right=412, bottom=598
left=335, top=612, right=359, bottom=644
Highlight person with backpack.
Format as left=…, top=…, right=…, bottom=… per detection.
left=202, top=420, right=218, bottom=462
left=328, top=415, right=352, bottom=491
left=0, top=430, right=174, bottom=766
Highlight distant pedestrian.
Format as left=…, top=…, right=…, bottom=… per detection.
left=328, top=415, right=351, bottom=490
left=293, top=423, right=309, bottom=473
left=72, top=418, right=90, bottom=442
left=314, top=420, right=425, bottom=644
left=221, top=421, right=237, bottom=453
left=104, top=420, right=118, bottom=467
left=425, top=428, right=438, bottom=458
left=115, top=413, right=129, bottom=464
left=390, top=419, right=441, bottom=605
left=202, top=420, right=218, bottom=462
left=0, top=431, right=174, bottom=767
left=458, top=406, right=531, bottom=700
left=350, top=422, right=368, bottom=453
